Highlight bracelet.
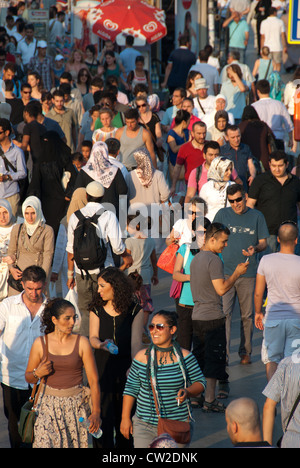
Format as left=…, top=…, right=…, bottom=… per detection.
left=33, top=368, right=39, bottom=380
left=67, top=270, right=74, bottom=279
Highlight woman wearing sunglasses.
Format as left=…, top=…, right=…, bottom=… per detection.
left=120, top=310, right=206, bottom=448
left=89, top=267, right=144, bottom=449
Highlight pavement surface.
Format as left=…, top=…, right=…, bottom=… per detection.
left=0, top=27, right=290, bottom=450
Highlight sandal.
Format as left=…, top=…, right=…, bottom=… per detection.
left=190, top=395, right=204, bottom=408
left=217, top=381, right=230, bottom=400
left=202, top=399, right=226, bottom=413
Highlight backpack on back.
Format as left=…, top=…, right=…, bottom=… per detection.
left=73, top=208, right=107, bottom=277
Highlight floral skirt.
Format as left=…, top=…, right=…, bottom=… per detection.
left=33, top=384, right=91, bottom=448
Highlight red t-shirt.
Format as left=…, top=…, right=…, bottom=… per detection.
left=176, top=140, right=205, bottom=183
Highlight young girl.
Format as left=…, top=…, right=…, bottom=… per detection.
left=121, top=214, right=158, bottom=336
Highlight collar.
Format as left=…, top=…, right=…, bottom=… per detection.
left=14, top=291, right=47, bottom=306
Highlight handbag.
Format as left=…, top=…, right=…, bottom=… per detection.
left=150, top=377, right=191, bottom=445
left=7, top=224, right=23, bottom=292
left=157, top=242, right=179, bottom=274
left=18, top=335, right=48, bottom=444
left=169, top=245, right=190, bottom=299
left=7, top=265, right=23, bottom=292
left=277, top=391, right=300, bottom=448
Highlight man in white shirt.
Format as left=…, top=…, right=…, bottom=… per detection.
left=252, top=79, right=294, bottom=151
left=260, top=7, right=287, bottom=71
left=193, top=78, right=216, bottom=119
left=190, top=49, right=220, bottom=96
left=16, top=23, right=37, bottom=68
left=0, top=266, right=47, bottom=448
left=67, top=181, right=132, bottom=336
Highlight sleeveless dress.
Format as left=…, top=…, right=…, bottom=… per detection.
left=33, top=335, right=91, bottom=448
left=90, top=300, right=142, bottom=448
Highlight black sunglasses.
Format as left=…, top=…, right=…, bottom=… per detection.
left=228, top=196, right=243, bottom=204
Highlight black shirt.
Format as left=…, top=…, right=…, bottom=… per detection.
left=248, top=171, right=300, bottom=234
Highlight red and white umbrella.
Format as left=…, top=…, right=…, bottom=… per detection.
left=87, top=0, right=167, bottom=46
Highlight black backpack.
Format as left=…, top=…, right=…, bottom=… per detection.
left=73, top=208, right=107, bottom=278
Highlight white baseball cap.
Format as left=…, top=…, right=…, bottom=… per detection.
left=37, top=40, right=47, bottom=48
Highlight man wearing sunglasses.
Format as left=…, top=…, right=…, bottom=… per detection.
left=214, top=183, right=269, bottom=366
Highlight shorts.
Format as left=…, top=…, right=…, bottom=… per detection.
left=192, top=318, right=228, bottom=381
left=263, top=319, right=300, bottom=364
left=269, top=51, right=282, bottom=64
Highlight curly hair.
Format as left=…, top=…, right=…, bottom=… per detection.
left=89, top=267, right=134, bottom=315
left=40, top=298, right=75, bottom=335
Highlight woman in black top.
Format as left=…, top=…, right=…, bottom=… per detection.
left=89, top=267, right=144, bottom=448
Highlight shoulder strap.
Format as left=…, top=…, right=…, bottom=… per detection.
left=31, top=335, right=49, bottom=409
left=264, top=59, right=272, bottom=80
left=284, top=392, right=300, bottom=432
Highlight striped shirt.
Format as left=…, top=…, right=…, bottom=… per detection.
left=262, top=356, right=300, bottom=448
left=123, top=353, right=206, bottom=425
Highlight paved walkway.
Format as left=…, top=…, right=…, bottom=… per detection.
left=0, top=27, right=288, bottom=450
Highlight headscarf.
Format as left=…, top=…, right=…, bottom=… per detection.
left=134, top=148, right=155, bottom=187
left=207, top=157, right=233, bottom=190
left=22, top=196, right=45, bottom=236
left=147, top=94, right=160, bottom=112
left=67, top=188, right=87, bottom=223
left=0, top=199, right=14, bottom=228
left=82, top=141, right=118, bottom=188
left=214, top=94, right=227, bottom=111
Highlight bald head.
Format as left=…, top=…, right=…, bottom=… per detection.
left=226, top=398, right=262, bottom=444
left=278, top=223, right=298, bottom=245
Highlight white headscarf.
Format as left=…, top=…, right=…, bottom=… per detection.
left=207, top=157, right=233, bottom=190
left=22, top=196, right=45, bottom=236
left=82, top=141, right=118, bottom=188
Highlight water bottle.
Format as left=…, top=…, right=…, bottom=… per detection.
left=105, top=341, right=118, bottom=355
left=79, top=417, right=103, bottom=438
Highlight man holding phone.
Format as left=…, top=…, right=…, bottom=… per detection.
left=214, top=184, right=269, bottom=366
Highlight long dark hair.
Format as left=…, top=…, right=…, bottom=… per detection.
left=89, top=267, right=134, bottom=315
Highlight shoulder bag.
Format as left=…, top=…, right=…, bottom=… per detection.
left=277, top=391, right=300, bottom=448
left=7, top=224, right=23, bottom=292
left=150, top=376, right=191, bottom=445
left=169, top=245, right=190, bottom=299
left=18, top=335, right=48, bottom=444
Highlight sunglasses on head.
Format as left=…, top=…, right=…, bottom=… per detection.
left=228, top=196, right=243, bottom=204
left=148, top=323, right=172, bottom=331
left=280, top=220, right=298, bottom=228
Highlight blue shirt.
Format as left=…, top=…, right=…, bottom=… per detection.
left=0, top=142, right=27, bottom=198
left=220, top=142, right=253, bottom=189
left=214, top=207, right=269, bottom=277
left=228, top=19, right=249, bottom=49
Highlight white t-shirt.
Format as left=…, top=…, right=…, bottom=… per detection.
left=260, top=16, right=285, bottom=52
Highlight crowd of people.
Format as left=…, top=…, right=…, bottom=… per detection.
left=0, top=0, right=299, bottom=451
